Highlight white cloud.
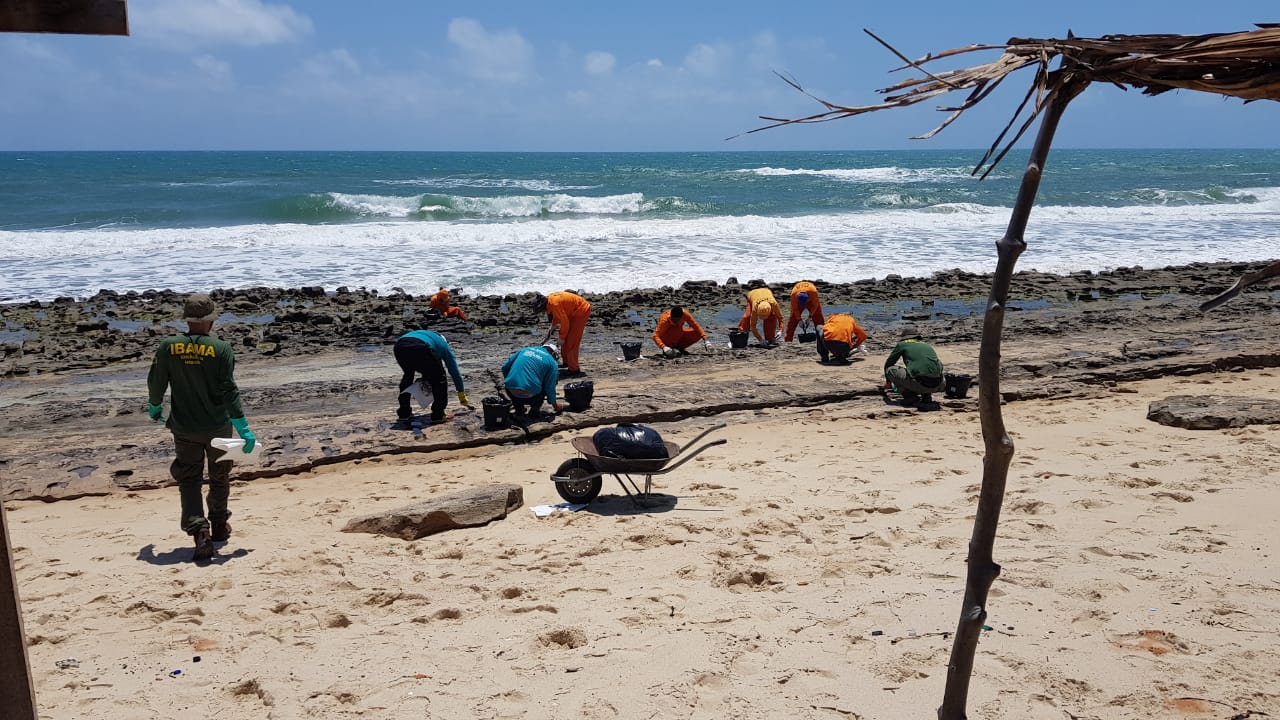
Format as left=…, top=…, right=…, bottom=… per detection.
left=584, top=51, right=615, bottom=76
left=646, top=59, right=663, bottom=68
left=748, top=31, right=780, bottom=71
left=684, top=43, right=729, bottom=77
left=192, top=54, right=234, bottom=87
left=131, top=0, right=312, bottom=49
left=447, top=18, right=534, bottom=84
left=302, top=48, right=361, bottom=77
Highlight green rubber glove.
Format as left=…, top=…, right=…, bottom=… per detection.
left=230, top=416, right=256, bottom=453
left=147, top=403, right=165, bottom=422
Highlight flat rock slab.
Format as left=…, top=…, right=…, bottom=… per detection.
left=341, top=483, right=523, bottom=540
left=1147, top=395, right=1280, bottom=430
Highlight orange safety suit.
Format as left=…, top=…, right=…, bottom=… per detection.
left=428, top=289, right=468, bottom=321
left=737, top=287, right=783, bottom=343
left=652, top=310, right=707, bottom=351
left=821, top=313, right=867, bottom=347
left=785, top=281, right=825, bottom=341
left=546, top=291, right=592, bottom=372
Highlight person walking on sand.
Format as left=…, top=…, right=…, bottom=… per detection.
left=738, top=286, right=784, bottom=346
left=428, top=287, right=468, bottom=321
left=784, top=281, right=825, bottom=342
left=394, top=329, right=471, bottom=424
left=883, top=326, right=945, bottom=405
left=817, top=313, right=868, bottom=364
left=147, top=293, right=255, bottom=562
left=652, top=305, right=710, bottom=357
left=536, top=291, right=591, bottom=376
left=501, top=342, right=564, bottom=418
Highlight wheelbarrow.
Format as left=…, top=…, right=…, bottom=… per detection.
left=550, top=423, right=727, bottom=504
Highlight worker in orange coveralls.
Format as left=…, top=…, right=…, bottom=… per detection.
left=536, top=291, right=592, bottom=376
left=817, top=313, right=868, bottom=364
left=428, top=288, right=468, bottom=320
left=784, top=281, right=825, bottom=342
left=652, top=305, right=709, bottom=357
left=738, top=287, right=784, bottom=345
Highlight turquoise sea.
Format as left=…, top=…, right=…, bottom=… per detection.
left=1, top=150, right=1277, bottom=302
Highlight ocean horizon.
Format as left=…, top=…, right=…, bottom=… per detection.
left=2, top=149, right=1277, bottom=303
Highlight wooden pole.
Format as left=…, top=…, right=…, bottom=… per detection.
left=937, top=73, right=1088, bottom=720
left=0, top=501, right=38, bottom=720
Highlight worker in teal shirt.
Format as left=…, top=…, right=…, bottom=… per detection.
left=395, top=329, right=470, bottom=423
left=501, top=343, right=563, bottom=417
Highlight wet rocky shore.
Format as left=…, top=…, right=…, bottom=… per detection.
left=0, top=260, right=1265, bottom=378
left=1, top=259, right=1276, bottom=503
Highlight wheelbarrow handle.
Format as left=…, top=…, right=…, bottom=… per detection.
left=653, top=438, right=727, bottom=475
left=679, top=422, right=727, bottom=454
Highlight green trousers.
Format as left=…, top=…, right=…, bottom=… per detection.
left=170, top=425, right=233, bottom=535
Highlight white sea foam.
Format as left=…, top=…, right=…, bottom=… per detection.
left=374, top=177, right=597, bottom=191
left=3, top=196, right=1277, bottom=301
left=737, top=166, right=971, bottom=183
left=328, top=191, right=647, bottom=218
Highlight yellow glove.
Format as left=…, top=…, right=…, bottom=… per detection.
left=456, top=390, right=472, bottom=407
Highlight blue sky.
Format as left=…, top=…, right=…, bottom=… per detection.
left=3, top=1, right=1279, bottom=151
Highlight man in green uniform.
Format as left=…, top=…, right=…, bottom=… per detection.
left=883, top=326, right=945, bottom=406
left=147, top=293, right=256, bottom=562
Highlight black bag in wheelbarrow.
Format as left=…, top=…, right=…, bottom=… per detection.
left=592, top=423, right=669, bottom=461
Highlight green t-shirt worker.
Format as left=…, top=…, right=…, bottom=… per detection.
left=147, top=293, right=255, bottom=562
left=883, top=326, right=945, bottom=406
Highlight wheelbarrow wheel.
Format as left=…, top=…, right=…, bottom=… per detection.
left=554, top=457, right=602, bottom=503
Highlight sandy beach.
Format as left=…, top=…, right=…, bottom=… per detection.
left=4, top=265, right=1280, bottom=719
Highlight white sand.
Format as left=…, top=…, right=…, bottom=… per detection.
left=9, top=370, right=1280, bottom=719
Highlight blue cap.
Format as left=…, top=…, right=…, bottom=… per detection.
left=796, top=292, right=809, bottom=305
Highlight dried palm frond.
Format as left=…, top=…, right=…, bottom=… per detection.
left=744, top=25, right=1280, bottom=177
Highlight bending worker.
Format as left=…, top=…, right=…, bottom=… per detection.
left=817, top=313, right=868, bottom=364
left=501, top=342, right=563, bottom=417
left=738, top=286, right=784, bottom=345
left=394, top=328, right=470, bottom=424
left=785, top=281, right=825, bottom=342
left=428, top=287, right=468, bottom=320
left=883, top=326, right=946, bottom=405
left=536, top=290, right=591, bottom=376
left=653, top=305, right=709, bottom=357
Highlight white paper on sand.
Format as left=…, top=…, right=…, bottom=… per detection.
left=531, top=503, right=588, bottom=517
left=400, top=381, right=434, bottom=409
left=210, top=437, right=264, bottom=464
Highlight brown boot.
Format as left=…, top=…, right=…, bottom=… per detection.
left=192, top=527, right=214, bottom=562
left=211, top=513, right=232, bottom=542
left=211, top=515, right=231, bottom=538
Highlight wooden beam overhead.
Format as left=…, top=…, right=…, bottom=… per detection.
left=0, top=0, right=128, bottom=36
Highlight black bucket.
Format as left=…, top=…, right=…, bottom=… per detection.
left=944, top=373, right=973, bottom=399
left=481, top=395, right=513, bottom=430
left=728, top=329, right=749, bottom=349
left=619, top=341, right=642, bottom=361
left=797, top=321, right=817, bottom=343
left=564, top=380, right=594, bottom=412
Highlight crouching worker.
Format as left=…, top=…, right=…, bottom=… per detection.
left=883, top=326, right=945, bottom=405
left=738, top=287, right=784, bottom=345
left=785, top=281, right=825, bottom=342
left=428, top=287, right=468, bottom=320
left=653, top=305, right=709, bottom=357
left=394, top=329, right=470, bottom=424
left=817, top=313, right=867, bottom=364
left=501, top=342, right=564, bottom=418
